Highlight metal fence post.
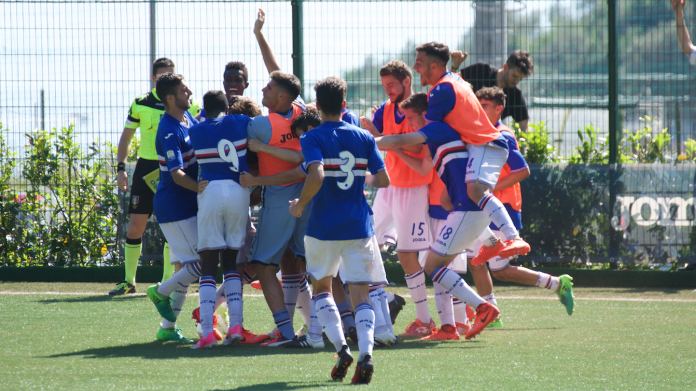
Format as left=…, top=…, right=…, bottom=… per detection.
left=291, top=0, right=304, bottom=99
left=149, top=0, right=157, bottom=89
left=608, top=0, right=621, bottom=263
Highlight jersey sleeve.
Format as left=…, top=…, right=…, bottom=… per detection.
left=299, top=133, right=324, bottom=167
left=161, top=131, right=186, bottom=172
left=342, top=110, right=361, bottom=127
left=246, top=116, right=273, bottom=144
left=298, top=161, right=309, bottom=177
left=371, top=103, right=387, bottom=133
left=124, top=99, right=140, bottom=129
left=366, top=136, right=386, bottom=174
left=294, top=96, right=307, bottom=111
left=416, top=123, right=446, bottom=145
left=425, top=82, right=456, bottom=122
left=502, top=131, right=528, bottom=172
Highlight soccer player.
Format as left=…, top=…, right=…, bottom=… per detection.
left=671, top=0, right=696, bottom=65
left=112, top=57, right=200, bottom=295
left=450, top=50, right=534, bottom=132
left=359, top=60, right=436, bottom=337
left=199, top=62, right=251, bottom=121
left=464, top=87, right=574, bottom=320
left=289, top=76, right=389, bottom=383
left=373, top=92, right=500, bottom=340
left=143, top=73, right=203, bottom=342
left=246, top=8, right=308, bottom=346
left=413, top=42, right=530, bottom=265
left=186, top=90, right=252, bottom=349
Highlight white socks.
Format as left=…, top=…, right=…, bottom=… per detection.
left=405, top=268, right=431, bottom=323
left=296, top=274, right=313, bottom=327
left=430, top=267, right=484, bottom=309
left=161, top=285, right=189, bottom=329
left=198, top=276, right=217, bottom=337
left=537, top=272, right=561, bottom=292
left=452, top=297, right=468, bottom=325
left=157, top=262, right=201, bottom=297
left=481, top=293, right=498, bottom=307
left=370, top=288, right=389, bottom=335
left=282, top=272, right=302, bottom=328
left=434, top=282, right=455, bottom=327
left=354, top=302, right=375, bottom=361
left=223, top=271, right=243, bottom=329
left=314, top=292, right=346, bottom=351
left=478, top=194, right=519, bottom=240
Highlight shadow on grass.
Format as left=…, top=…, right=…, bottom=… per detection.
left=39, top=295, right=143, bottom=304
left=212, top=381, right=349, bottom=390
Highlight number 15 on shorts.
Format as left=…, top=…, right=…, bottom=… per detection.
left=412, top=222, right=426, bottom=236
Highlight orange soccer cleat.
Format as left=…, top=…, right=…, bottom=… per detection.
left=191, top=307, right=224, bottom=340
left=465, top=302, right=500, bottom=340
left=240, top=328, right=270, bottom=344
left=470, top=239, right=505, bottom=266
left=456, top=321, right=471, bottom=335
left=499, top=238, right=531, bottom=259
left=403, top=318, right=436, bottom=337
left=419, top=324, right=461, bottom=341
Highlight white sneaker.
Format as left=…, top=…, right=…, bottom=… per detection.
left=374, top=330, right=397, bottom=347
left=284, top=334, right=325, bottom=349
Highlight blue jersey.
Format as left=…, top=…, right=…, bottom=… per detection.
left=154, top=111, right=199, bottom=223
left=417, top=122, right=479, bottom=212
left=300, top=121, right=386, bottom=241
left=189, top=114, right=250, bottom=184
left=341, top=109, right=360, bottom=127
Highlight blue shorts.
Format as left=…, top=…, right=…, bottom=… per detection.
left=248, top=182, right=310, bottom=267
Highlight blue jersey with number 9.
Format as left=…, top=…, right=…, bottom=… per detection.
left=300, top=120, right=386, bottom=241
left=188, top=114, right=250, bottom=184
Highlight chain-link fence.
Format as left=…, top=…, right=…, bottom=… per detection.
left=2, top=0, right=695, bottom=266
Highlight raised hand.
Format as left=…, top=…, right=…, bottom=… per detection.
left=450, top=50, right=469, bottom=69
left=254, top=8, right=266, bottom=35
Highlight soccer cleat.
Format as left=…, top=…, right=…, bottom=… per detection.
left=191, top=332, right=218, bottom=349
left=465, top=302, right=500, bottom=340
left=331, top=345, right=354, bottom=381
left=156, top=327, right=193, bottom=342
left=250, top=280, right=262, bottom=290
left=456, top=322, right=471, bottom=335
left=351, top=354, right=374, bottom=384
left=420, top=324, right=460, bottom=341
left=388, top=294, right=406, bottom=325
left=470, top=240, right=504, bottom=266
left=284, top=334, right=325, bottom=349
left=109, top=281, right=135, bottom=295
left=403, top=318, right=436, bottom=337
left=146, top=284, right=176, bottom=322
left=295, top=324, right=308, bottom=337
left=374, top=330, right=397, bottom=347
left=241, top=328, right=270, bottom=344
left=222, top=325, right=243, bottom=346
left=347, top=326, right=359, bottom=345
left=499, top=238, right=531, bottom=259
left=192, top=307, right=224, bottom=340
left=557, top=274, right=575, bottom=315
left=261, top=333, right=292, bottom=347
left=489, top=316, right=504, bottom=328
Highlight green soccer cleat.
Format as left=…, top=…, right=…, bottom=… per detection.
left=147, top=284, right=176, bottom=322
left=557, top=275, right=575, bottom=315
left=156, top=327, right=193, bottom=342
left=109, top=281, right=136, bottom=295
left=488, top=316, right=504, bottom=328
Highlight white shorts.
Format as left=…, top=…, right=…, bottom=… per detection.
left=305, top=235, right=388, bottom=285
left=430, top=211, right=491, bottom=257
left=160, top=216, right=200, bottom=265
left=197, top=180, right=250, bottom=252
left=373, top=185, right=431, bottom=252
left=465, top=143, right=508, bottom=189
left=421, top=217, right=467, bottom=273
left=236, top=209, right=256, bottom=265
left=467, top=229, right=512, bottom=271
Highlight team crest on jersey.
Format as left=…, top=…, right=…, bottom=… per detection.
left=167, top=150, right=175, bottom=161
left=131, top=196, right=139, bottom=207
left=224, top=144, right=231, bottom=156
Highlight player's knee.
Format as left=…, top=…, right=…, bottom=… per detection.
left=491, top=268, right=511, bottom=281
left=466, top=183, right=487, bottom=203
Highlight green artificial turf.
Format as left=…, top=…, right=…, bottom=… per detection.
left=1, top=283, right=694, bottom=390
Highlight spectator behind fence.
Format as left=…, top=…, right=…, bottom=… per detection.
left=671, top=0, right=696, bottom=65
left=449, top=50, right=533, bottom=132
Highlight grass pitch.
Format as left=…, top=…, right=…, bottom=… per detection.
left=1, top=282, right=695, bottom=390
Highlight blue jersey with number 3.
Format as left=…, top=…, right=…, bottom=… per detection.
left=188, top=114, right=250, bottom=184
left=300, top=121, right=386, bottom=241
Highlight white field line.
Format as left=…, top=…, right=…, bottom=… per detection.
left=1, top=291, right=695, bottom=302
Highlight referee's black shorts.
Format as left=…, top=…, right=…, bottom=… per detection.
left=127, top=158, right=159, bottom=216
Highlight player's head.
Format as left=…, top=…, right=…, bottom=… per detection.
left=227, top=96, right=263, bottom=118
left=291, top=108, right=322, bottom=137
left=399, top=92, right=428, bottom=131
left=202, top=90, right=229, bottom=119
left=262, top=71, right=301, bottom=111
left=380, top=60, right=412, bottom=104
left=476, top=86, right=506, bottom=125
left=314, top=76, right=347, bottom=117
left=414, top=42, right=450, bottom=86
left=156, top=73, right=191, bottom=112
left=151, top=58, right=175, bottom=84
left=223, top=62, right=250, bottom=99
left=501, top=50, right=533, bottom=88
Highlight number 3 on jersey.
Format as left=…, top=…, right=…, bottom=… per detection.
left=337, top=150, right=356, bottom=190
left=217, top=139, right=240, bottom=172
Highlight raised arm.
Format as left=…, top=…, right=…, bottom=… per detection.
left=672, top=0, right=696, bottom=56
left=240, top=167, right=305, bottom=187
left=374, top=132, right=426, bottom=149
left=248, top=138, right=304, bottom=164
left=254, top=8, right=281, bottom=74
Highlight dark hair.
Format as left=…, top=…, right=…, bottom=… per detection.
left=203, top=90, right=229, bottom=118
left=379, top=60, right=413, bottom=83
left=399, top=92, right=428, bottom=114
left=291, top=108, right=322, bottom=134
left=476, top=86, right=507, bottom=108
left=314, top=77, right=346, bottom=116
left=224, top=61, right=249, bottom=82
left=270, top=71, right=302, bottom=101
left=155, top=73, right=184, bottom=104
left=152, top=57, right=175, bottom=76
left=506, top=50, right=534, bottom=76
left=226, top=96, right=263, bottom=117
left=415, top=42, right=450, bottom=64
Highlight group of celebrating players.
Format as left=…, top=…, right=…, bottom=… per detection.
left=110, top=10, right=575, bottom=384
